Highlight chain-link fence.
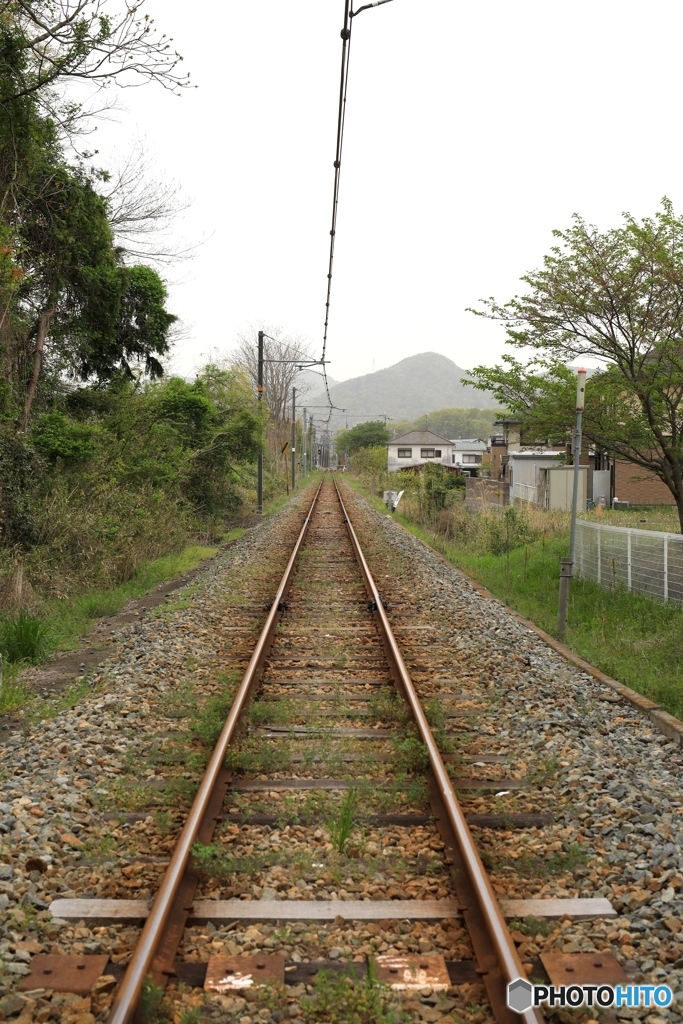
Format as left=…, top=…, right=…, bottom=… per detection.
left=575, top=521, right=683, bottom=604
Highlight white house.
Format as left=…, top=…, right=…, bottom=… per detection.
left=387, top=430, right=454, bottom=472
left=451, top=438, right=487, bottom=472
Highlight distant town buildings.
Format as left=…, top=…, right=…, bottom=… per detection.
left=386, top=416, right=676, bottom=511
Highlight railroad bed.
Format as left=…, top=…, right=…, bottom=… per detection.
left=2, top=478, right=683, bottom=1024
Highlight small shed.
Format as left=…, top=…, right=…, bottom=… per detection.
left=387, top=430, right=454, bottom=473
left=509, top=451, right=587, bottom=511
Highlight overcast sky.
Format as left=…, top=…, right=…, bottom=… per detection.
left=90, top=0, right=683, bottom=385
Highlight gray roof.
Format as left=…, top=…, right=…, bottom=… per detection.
left=451, top=438, right=487, bottom=451
left=388, top=430, right=452, bottom=446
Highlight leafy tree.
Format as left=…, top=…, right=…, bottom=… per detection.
left=348, top=444, right=387, bottom=476
left=15, top=163, right=175, bottom=426
left=466, top=200, right=683, bottom=530
left=336, top=420, right=390, bottom=454
left=0, top=2, right=183, bottom=429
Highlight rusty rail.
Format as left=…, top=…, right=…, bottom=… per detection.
left=107, top=481, right=323, bottom=1024
left=333, top=478, right=543, bottom=1024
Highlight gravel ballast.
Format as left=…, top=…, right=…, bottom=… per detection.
left=1, top=479, right=682, bottom=1023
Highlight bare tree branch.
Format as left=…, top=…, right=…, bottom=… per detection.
left=95, top=140, right=201, bottom=264
left=230, top=326, right=314, bottom=424
left=2, top=1, right=192, bottom=112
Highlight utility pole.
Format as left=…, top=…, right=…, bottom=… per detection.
left=302, top=409, right=307, bottom=478
left=291, top=387, right=296, bottom=491
left=558, top=368, right=587, bottom=639
left=257, top=330, right=264, bottom=515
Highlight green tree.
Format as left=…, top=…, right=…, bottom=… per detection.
left=15, top=163, right=175, bottom=426
left=336, top=420, right=390, bottom=454
left=0, top=2, right=184, bottom=428
left=466, top=200, right=683, bottom=530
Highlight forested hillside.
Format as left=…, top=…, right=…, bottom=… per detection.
left=308, top=352, right=494, bottom=419
left=0, top=3, right=265, bottom=612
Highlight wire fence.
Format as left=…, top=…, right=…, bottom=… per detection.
left=512, top=482, right=540, bottom=506
left=576, top=520, right=683, bottom=605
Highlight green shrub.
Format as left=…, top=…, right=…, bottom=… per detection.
left=32, top=412, right=97, bottom=463
left=0, top=609, right=51, bottom=663
left=486, top=504, right=534, bottom=555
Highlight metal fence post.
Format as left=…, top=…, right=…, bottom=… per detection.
left=627, top=529, right=632, bottom=590
left=597, top=525, right=601, bottom=585
left=664, top=533, right=669, bottom=603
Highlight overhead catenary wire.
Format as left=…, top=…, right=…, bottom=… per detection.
left=319, top=0, right=395, bottom=429
left=320, top=0, right=354, bottom=420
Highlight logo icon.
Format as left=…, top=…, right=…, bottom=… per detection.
left=507, top=979, right=533, bottom=1012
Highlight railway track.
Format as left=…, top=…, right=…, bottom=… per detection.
left=19, top=477, right=635, bottom=1023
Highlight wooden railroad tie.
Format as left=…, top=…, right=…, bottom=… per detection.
left=49, top=896, right=616, bottom=926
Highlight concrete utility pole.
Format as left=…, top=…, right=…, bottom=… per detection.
left=291, top=387, right=296, bottom=491
left=557, top=368, right=587, bottom=639
left=257, top=330, right=264, bottom=514
left=302, top=409, right=307, bottom=478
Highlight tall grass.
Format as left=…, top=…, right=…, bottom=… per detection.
left=0, top=609, right=51, bottom=663
left=453, top=535, right=683, bottom=719
left=328, top=788, right=358, bottom=853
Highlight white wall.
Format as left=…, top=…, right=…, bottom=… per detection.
left=548, top=466, right=587, bottom=511
left=388, top=446, right=453, bottom=472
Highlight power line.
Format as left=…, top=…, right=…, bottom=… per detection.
left=320, top=0, right=353, bottom=413
left=319, top=0, right=395, bottom=415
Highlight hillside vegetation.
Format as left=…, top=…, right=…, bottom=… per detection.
left=390, top=406, right=501, bottom=439
left=309, top=352, right=495, bottom=420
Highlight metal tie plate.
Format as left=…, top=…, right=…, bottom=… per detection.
left=18, top=954, right=110, bottom=994
left=540, top=951, right=628, bottom=986
left=204, top=954, right=286, bottom=993
left=375, top=954, right=451, bottom=992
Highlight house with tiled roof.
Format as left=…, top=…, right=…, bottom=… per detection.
left=386, top=430, right=454, bottom=472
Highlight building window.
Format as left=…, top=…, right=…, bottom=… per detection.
left=420, top=448, right=435, bottom=458
left=434, top=449, right=441, bottom=457
left=462, top=454, right=481, bottom=464
left=397, top=448, right=412, bottom=458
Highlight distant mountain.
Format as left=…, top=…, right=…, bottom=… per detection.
left=307, top=352, right=494, bottom=421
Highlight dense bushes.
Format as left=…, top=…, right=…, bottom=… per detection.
left=0, top=366, right=262, bottom=604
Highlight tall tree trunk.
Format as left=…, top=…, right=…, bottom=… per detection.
left=19, top=306, right=54, bottom=431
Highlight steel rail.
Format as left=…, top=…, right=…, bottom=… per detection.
left=333, top=478, right=543, bottom=1024
left=108, top=481, right=324, bottom=1024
